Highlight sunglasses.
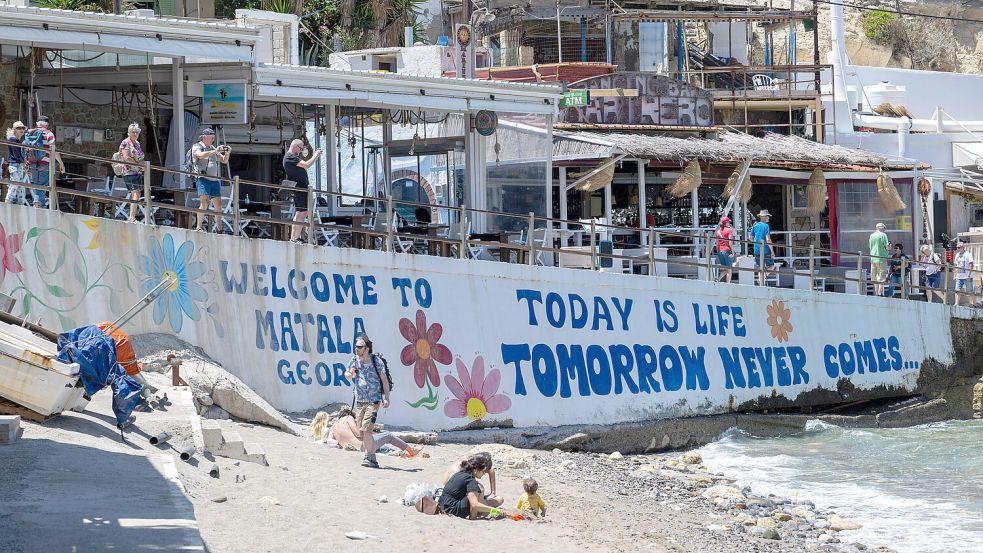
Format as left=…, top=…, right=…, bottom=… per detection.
left=355, top=344, right=366, bottom=350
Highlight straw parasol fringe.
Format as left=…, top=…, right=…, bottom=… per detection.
left=876, top=171, right=906, bottom=213
left=721, top=166, right=753, bottom=203
left=666, top=160, right=702, bottom=198
left=805, top=168, right=827, bottom=215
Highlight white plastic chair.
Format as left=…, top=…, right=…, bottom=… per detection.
left=315, top=206, right=339, bottom=247
left=111, top=176, right=157, bottom=222
left=449, top=220, right=486, bottom=259
left=752, top=74, right=777, bottom=90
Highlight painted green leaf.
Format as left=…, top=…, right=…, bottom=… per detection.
left=36, top=247, right=47, bottom=270
left=46, top=284, right=71, bottom=298
left=123, top=268, right=134, bottom=292
left=25, top=227, right=39, bottom=241
left=52, top=246, right=66, bottom=272
left=73, top=263, right=86, bottom=286
left=21, top=294, right=31, bottom=316
left=58, top=313, right=74, bottom=331
left=67, top=224, right=79, bottom=244
left=108, top=288, right=122, bottom=315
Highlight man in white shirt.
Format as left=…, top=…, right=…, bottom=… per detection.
left=954, top=241, right=975, bottom=305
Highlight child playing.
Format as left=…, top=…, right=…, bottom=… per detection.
left=516, top=477, right=547, bottom=517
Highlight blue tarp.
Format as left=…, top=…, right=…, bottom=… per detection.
left=57, top=325, right=144, bottom=427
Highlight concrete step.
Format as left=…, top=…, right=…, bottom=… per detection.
left=0, top=415, right=21, bottom=444
left=243, top=442, right=268, bottom=466
left=214, top=431, right=244, bottom=456
left=200, top=419, right=223, bottom=448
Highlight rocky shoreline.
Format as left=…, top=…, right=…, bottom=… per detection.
left=507, top=446, right=895, bottom=553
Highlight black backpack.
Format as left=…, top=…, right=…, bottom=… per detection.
left=371, top=353, right=394, bottom=393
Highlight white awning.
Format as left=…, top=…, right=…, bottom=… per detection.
left=0, top=6, right=256, bottom=62
left=253, top=65, right=560, bottom=115
left=953, top=142, right=983, bottom=169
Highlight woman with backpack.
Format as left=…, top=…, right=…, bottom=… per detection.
left=344, top=333, right=391, bottom=469
left=3, top=121, right=28, bottom=205
left=118, top=123, right=146, bottom=223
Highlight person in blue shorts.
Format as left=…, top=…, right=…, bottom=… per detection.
left=191, top=128, right=231, bottom=232
left=750, top=209, right=775, bottom=285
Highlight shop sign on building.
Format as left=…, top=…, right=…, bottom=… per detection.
left=202, top=81, right=248, bottom=125
left=561, top=72, right=714, bottom=127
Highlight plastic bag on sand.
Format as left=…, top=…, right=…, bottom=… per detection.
left=402, top=483, right=438, bottom=506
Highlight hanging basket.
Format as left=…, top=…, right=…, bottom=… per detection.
left=666, top=160, right=702, bottom=198
left=876, top=170, right=906, bottom=213
left=805, top=167, right=827, bottom=215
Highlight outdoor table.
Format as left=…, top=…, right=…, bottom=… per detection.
left=56, top=177, right=89, bottom=213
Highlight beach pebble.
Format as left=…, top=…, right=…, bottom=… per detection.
left=819, top=533, right=840, bottom=544
left=702, top=485, right=745, bottom=501
left=755, top=517, right=777, bottom=528
left=692, top=474, right=713, bottom=484
left=258, top=496, right=281, bottom=506
left=345, top=531, right=376, bottom=540
left=707, top=524, right=728, bottom=533
left=608, top=451, right=624, bottom=461
left=377, top=495, right=388, bottom=504
left=774, top=512, right=793, bottom=521
left=750, top=526, right=781, bottom=540
left=814, top=519, right=831, bottom=529
left=561, top=459, right=577, bottom=470
left=681, top=452, right=703, bottom=464
left=210, top=495, right=228, bottom=503
left=829, top=515, right=863, bottom=531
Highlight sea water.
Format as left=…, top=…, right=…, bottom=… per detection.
left=698, top=420, right=983, bottom=553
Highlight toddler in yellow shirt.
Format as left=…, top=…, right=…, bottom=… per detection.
left=516, top=477, right=547, bottom=517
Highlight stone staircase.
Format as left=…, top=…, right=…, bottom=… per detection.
left=200, top=419, right=267, bottom=465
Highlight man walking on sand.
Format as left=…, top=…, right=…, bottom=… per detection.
left=869, top=223, right=889, bottom=296
left=345, top=334, right=390, bottom=468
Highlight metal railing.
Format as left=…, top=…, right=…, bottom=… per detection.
left=2, top=139, right=980, bottom=309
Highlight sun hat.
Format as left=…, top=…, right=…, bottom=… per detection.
left=757, top=209, right=771, bottom=218
left=200, top=128, right=215, bottom=136
left=719, top=216, right=731, bottom=224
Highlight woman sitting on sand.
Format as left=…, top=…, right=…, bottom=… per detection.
left=438, top=453, right=507, bottom=519
left=310, top=410, right=421, bottom=457
left=441, top=452, right=503, bottom=508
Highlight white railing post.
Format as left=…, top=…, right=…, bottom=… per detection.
left=48, top=143, right=58, bottom=211
left=527, top=212, right=536, bottom=266
left=143, top=161, right=152, bottom=225
left=758, top=244, right=765, bottom=286
left=704, top=230, right=713, bottom=282
left=901, top=257, right=908, bottom=300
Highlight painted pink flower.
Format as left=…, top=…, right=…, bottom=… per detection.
left=0, top=223, right=24, bottom=284
left=399, top=309, right=452, bottom=388
left=444, top=356, right=511, bottom=421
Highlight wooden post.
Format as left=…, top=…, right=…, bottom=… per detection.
left=901, top=257, right=908, bottom=300
left=307, top=180, right=315, bottom=245
left=808, top=244, right=816, bottom=291
left=944, top=263, right=951, bottom=305
left=527, top=211, right=536, bottom=266
left=143, top=161, right=152, bottom=224
left=590, top=219, right=597, bottom=271
left=647, top=228, right=655, bottom=276
left=758, top=244, right=765, bottom=286
left=857, top=252, right=865, bottom=295
left=48, top=143, right=58, bottom=211
left=232, top=175, right=241, bottom=237
left=704, top=230, right=713, bottom=282
left=386, top=196, right=394, bottom=253
left=459, top=205, right=467, bottom=260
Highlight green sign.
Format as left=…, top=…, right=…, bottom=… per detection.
left=559, top=90, right=589, bottom=108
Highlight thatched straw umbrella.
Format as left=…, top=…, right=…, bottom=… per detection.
left=666, top=160, right=702, bottom=198
left=805, top=167, right=827, bottom=215
left=876, top=170, right=906, bottom=213
left=722, top=165, right=752, bottom=203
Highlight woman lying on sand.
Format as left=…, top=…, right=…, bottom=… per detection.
left=310, top=410, right=421, bottom=457
left=438, top=453, right=508, bottom=519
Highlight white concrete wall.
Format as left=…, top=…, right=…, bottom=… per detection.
left=0, top=205, right=956, bottom=430
left=850, top=66, right=983, bottom=120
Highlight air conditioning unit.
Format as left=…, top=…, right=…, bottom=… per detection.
left=1, top=0, right=30, bottom=7
left=125, top=9, right=157, bottom=18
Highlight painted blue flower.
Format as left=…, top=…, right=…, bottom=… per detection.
left=137, top=234, right=207, bottom=333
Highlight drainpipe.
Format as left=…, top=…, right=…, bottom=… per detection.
left=676, top=21, right=684, bottom=77
left=898, top=116, right=911, bottom=160
left=829, top=0, right=854, bottom=135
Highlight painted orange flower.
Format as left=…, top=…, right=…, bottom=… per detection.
left=766, top=300, right=793, bottom=343
left=399, top=309, right=453, bottom=388
left=83, top=218, right=130, bottom=250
